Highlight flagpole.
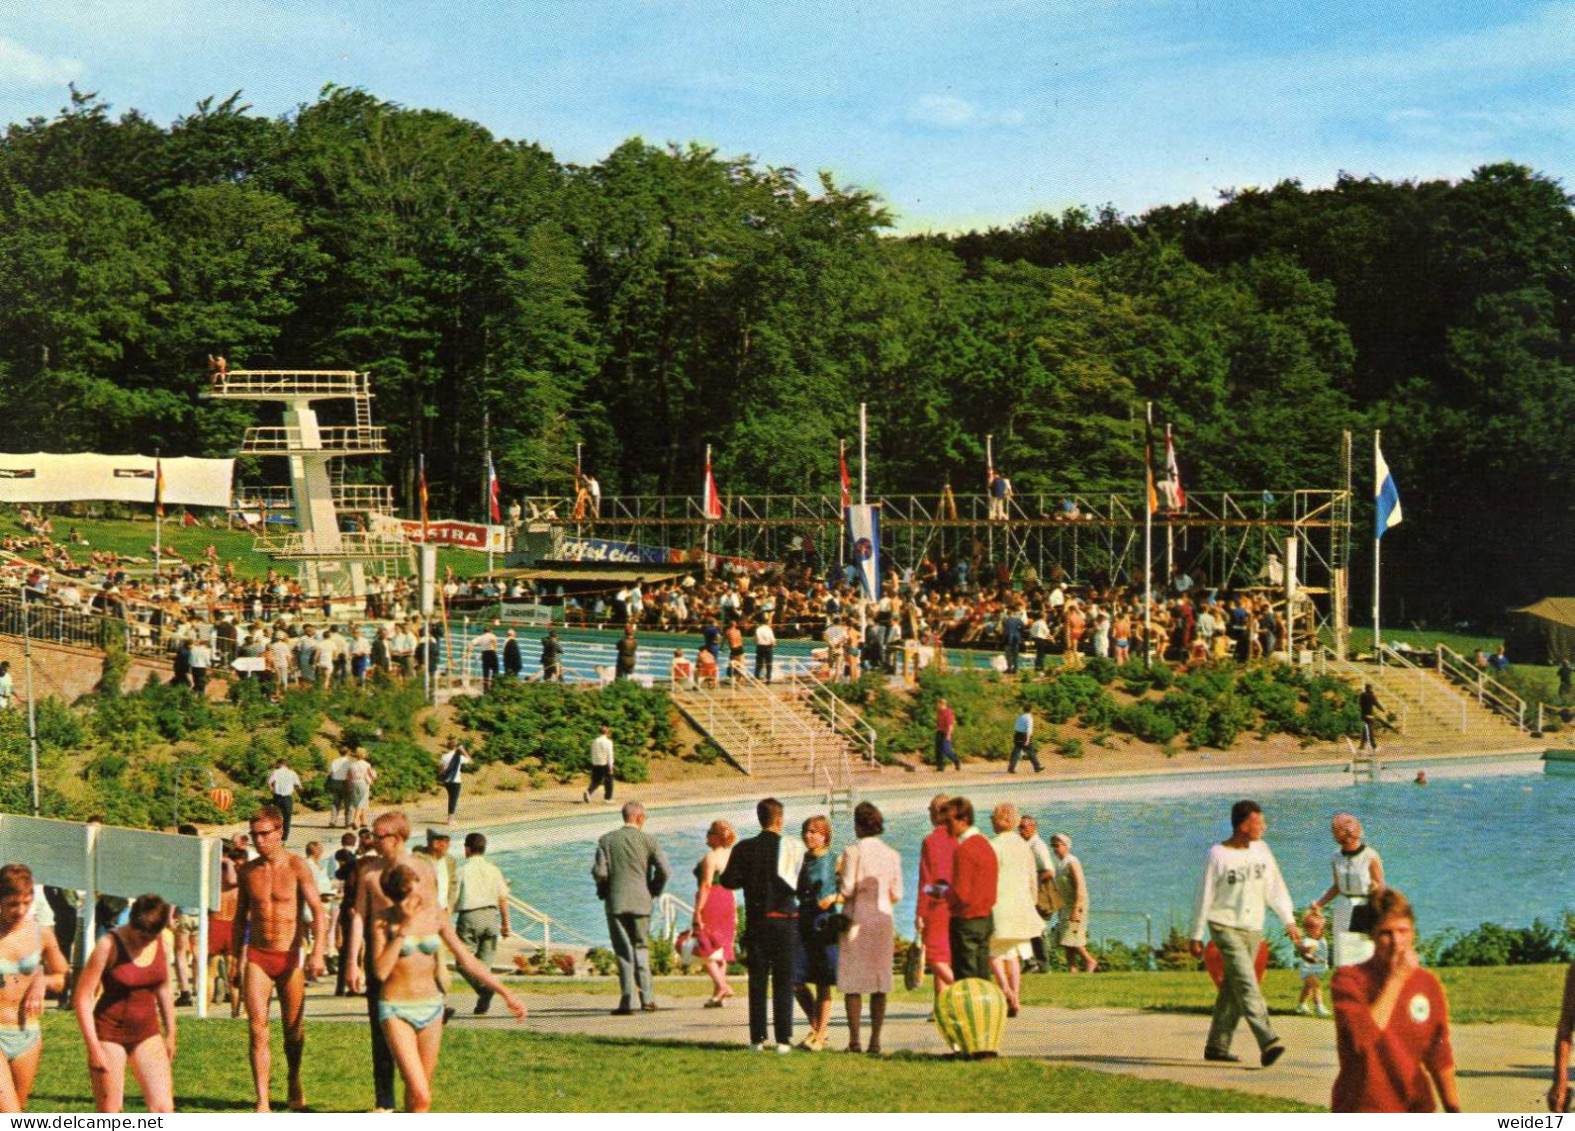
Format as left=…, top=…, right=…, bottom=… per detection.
left=420, top=452, right=431, bottom=706
left=153, top=449, right=162, bottom=580
left=1372, top=429, right=1381, bottom=656
left=1164, top=424, right=1175, bottom=586
left=703, top=444, right=712, bottom=572
left=858, top=404, right=868, bottom=639
left=838, top=439, right=846, bottom=572
left=1143, top=404, right=1154, bottom=666
left=485, top=449, right=495, bottom=576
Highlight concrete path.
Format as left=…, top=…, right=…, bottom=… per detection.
left=280, top=983, right=1551, bottom=1112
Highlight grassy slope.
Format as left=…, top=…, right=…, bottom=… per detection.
left=517, top=964, right=1567, bottom=1027
left=0, top=513, right=491, bottom=580
left=22, top=1013, right=1310, bottom=1113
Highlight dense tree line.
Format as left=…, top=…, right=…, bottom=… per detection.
left=1, top=86, right=1571, bottom=622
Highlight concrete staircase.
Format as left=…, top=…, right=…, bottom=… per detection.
left=1321, top=648, right=1528, bottom=750
left=671, top=672, right=881, bottom=787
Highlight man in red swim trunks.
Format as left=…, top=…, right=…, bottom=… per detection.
left=232, top=805, right=327, bottom=1112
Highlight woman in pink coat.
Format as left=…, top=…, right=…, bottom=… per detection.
left=838, top=802, right=903, bottom=1054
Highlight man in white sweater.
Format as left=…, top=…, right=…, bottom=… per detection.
left=1189, top=799, right=1303, bottom=1067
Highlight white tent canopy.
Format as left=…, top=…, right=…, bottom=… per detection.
left=0, top=453, right=233, bottom=506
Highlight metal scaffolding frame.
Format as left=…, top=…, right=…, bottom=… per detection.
left=521, top=478, right=1354, bottom=647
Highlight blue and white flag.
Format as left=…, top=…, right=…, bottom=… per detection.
left=845, top=504, right=881, bottom=599
left=1375, top=444, right=1403, bottom=539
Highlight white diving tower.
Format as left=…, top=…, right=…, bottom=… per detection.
left=204, top=368, right=409, bottom=599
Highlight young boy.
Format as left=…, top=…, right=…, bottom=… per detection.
left=1296, top=906, right=1331, bottom=1016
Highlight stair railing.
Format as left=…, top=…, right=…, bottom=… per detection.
left=1434, top=645, right=1526, bottom=732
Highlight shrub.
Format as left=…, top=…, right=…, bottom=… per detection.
left=584, top=947, right=617, bottom=977
left=1192, top=693, right=1255, bottom=749
left=1081, top=656, right=1119, bottom=686
left=1021, top=672, right=1105, bottom=724
left=1056, top=737, right=1084, bottom=759
left=1080, top=690, right=1119, bottom=730
left=452, top=678, right=673, bottom=780
left=1118, top=701, right=1178, bottom=744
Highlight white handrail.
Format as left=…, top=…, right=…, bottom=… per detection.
left=1434, top=644, right=1526, bottom=731
left=1376, top=645, right=1467, bottom=732
left=505, top=894, right=601, bottom=954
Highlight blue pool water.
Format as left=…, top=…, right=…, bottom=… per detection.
left=481, top=757, right=1572, bottom=949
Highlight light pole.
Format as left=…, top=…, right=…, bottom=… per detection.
left=21, top=603, right=39, bottom=816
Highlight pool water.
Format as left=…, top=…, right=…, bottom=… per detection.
left=481, top=757, right=1571, bottom=949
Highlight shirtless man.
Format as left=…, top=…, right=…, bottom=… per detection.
left=346, top=811, right=442, bottom=1113
left=231, top=805, right=327, bottom=1112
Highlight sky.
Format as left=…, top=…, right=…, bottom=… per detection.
left=1, top=0, right=1571, bottom=233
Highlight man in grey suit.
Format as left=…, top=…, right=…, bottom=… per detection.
left=592, top=800, right=672, bottom=1015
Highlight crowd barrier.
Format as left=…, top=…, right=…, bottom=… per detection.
left=0, top=814, right=223, bottom=1017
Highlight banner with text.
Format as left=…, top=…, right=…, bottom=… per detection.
left=371, top=515, right=506, bottom=552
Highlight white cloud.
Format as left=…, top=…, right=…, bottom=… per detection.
left=908, top=94, right=1025, bottom=130
left=0, top=38, right=82, bottom=88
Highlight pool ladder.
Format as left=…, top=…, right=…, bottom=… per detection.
left=1345, top=736, right=1381, bottom=781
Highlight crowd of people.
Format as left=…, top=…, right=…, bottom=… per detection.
left=0, top=792, right=1560, bottom=1112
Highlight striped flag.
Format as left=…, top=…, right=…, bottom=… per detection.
left=487, top=452, right=501, bottom=523
left=1375, top=444, right=1403, bottom=538
left=839, top=440, right=851, bottom=510
left=703, top=449, right=722, bottom=520
left=154, top=456, right=165, bottom=518
left=1162, top=423, right=1185, bottom=511
left=419, top=455, right=430, bottom=540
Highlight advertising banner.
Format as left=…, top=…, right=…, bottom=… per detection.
left=0, top=453, right=233, bottom=506
left=372, top=515, right=506, bottom=552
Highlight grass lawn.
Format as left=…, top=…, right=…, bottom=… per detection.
left=22, top=1012, right=1311, bottom=1113
left=518, top=963, right=1568, bottom=1027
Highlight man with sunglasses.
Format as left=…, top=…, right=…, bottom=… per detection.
left=232, top=805, right=328, bottom=1112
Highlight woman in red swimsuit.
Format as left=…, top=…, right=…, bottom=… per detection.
left=74, top=894, right=176, bottom=1113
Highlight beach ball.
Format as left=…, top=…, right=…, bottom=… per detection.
left=934, top=977, right=1007, bottom=1059
left=208, top=787, right=234, bottom=813
left=1203, top=939, right=1269, bottom=989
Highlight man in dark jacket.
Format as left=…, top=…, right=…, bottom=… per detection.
left=719, top=797, right=804, bottom=1051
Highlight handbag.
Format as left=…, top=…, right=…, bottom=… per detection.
left=903, top=939, right=926, bottom=991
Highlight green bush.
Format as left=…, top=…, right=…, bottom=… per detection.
left=1118, top=701, right=1179, bottom=744
left=1192, top=692, right=1255, bottom=749
left=452, top=678, right=673, bottom=781
left=1422, top=918, right=1572, bottom=967
left=1080, top=690, right=1120, bottom=730
left=1021, top=672, right=1105, bottom=724
left=1081, top=656, right=1119, bottom=686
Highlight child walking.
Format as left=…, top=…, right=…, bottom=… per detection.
left=1296, top=906, right=1330, bottom=1016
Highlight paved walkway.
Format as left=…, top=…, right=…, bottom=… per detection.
left=280, top=982, right=1549, bottom=1112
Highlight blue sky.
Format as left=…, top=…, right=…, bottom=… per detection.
left=2, top=0, right=1571, bottom=232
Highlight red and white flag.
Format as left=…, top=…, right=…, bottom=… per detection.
left=839, top=440, right=852, bottom=510
left=1162, top=424, right=1185, bottom=511
left=703, top=448, right=722, bottom=520
left=487, top=452, right=501, bottom=523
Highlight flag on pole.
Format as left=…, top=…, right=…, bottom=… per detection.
left=845, top=504, right=881, bottom=599
left=419, top=456, right=430, bottom=540
left=1161, top=423, right=1185, bottom=511
left=1144, top=408, right=1159, bottom=514
left=154, top=456, right=165, bottom=518
left=1375, top=443, right=1403, bottom=538
left=839, top=440, right=852, bottom=511
left=703, top=449, right=722, bottom=520
left=487, top=453, right=501, bottom=523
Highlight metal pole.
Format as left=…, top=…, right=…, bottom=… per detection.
left=1143, top=403, right=1153, bottom=666
left=1372, top=430, right=1381, bottom=653
left=23, top=607, right=39, bottom=816
left=858, top=405, right=867, bottom=640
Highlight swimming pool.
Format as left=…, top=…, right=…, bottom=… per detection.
left=480, top=756, right=1568, bottom=949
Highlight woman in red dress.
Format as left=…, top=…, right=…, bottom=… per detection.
left=1331, top=888, right=1462, bottom=1113
left=915, top=794, right=956, bottom=1014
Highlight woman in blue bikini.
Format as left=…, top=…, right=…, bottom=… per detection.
left=371, top=865, right=525, bottom=1112
left=0, top=866, right=57, bottom=1112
